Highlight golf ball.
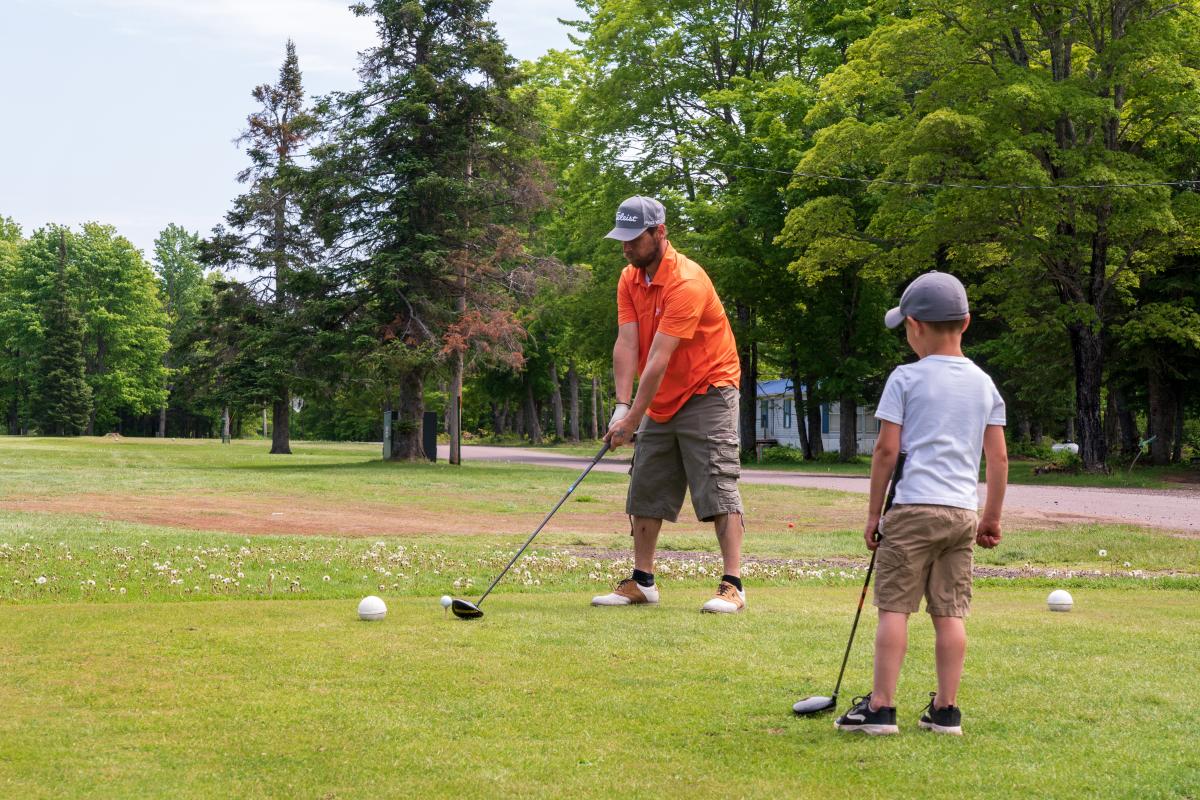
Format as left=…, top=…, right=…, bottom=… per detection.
left=358, top=595, right=387, bottom=621
left=1047, top=589, right=1073, bottom=612
left=440, top=595, right=452, bottom=609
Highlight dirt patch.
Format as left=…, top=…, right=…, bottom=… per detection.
left=0, top=491, right=1158, bottom=539
left=0, top=492, right=636, bottom=538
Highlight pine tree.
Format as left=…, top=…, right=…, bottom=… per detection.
left=207, top=40, right=323, bottom=454
left=32, top=233, right=91, bottom=436
left=306, top=0, right=549, bottom=460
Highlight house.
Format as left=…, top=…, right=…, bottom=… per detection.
left=755, top=379, right=880, bottom=456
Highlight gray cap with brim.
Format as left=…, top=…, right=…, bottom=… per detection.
left=605, top=196, right=666, bottom=241
left=885, top=271, right=970, bottom=328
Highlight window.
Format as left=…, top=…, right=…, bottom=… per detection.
left=783, top=400, right=792, bottom=429
left=821, top=404, right=831, bottom=434
left=760, top=400, right=769, bottom=431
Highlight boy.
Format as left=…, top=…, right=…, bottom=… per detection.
left=834, top=271, right=1008, bottom=736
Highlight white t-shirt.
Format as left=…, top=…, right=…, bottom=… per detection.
left=875, top=355, right=1006, bottom=511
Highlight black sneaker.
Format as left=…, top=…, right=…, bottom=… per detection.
left=918, top=692, right=963, bottom=735
left=834, top=694, right=898, bottom=735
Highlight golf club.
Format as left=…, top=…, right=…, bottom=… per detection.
left=450, top=441, right=611, bottom=620
left=792, top=451, right=906, bottom=716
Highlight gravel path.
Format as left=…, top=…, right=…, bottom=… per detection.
left=450, top=445, right=1200, bottom=534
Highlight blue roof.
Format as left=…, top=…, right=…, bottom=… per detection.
left=757, top=379, right=795, bottom=396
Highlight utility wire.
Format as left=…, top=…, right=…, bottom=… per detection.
left=540, top=123, right=1200, bottom=192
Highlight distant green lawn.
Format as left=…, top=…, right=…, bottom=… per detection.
left=0, top=436, right=1197, bottom=798
left=515, top=440, right=1200, bottom=489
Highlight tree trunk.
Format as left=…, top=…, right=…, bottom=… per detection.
left=737, top=303, right=756, bottom=456
left=1068, top=322, right=1107, bottom=470
left=524, top=379, right=542, bottom=445
left=549, top=360, right=564, bottom=441
left=1104, top=390, right=1119, bottom=452
left=158, top=405, right=167, bottom=438
left=1147, top=367, right=1175, bottom=466
left=514, top=400, right=525, bottom=438
left=449, top=353, right=463, bottom=464
left=567, top=362, right=580, bottom=442
left=1017, top=417, right=1032, bottom=443
left=222, top=406, right=231, bottom=444
left=390, top=371, right=426, bottom=460
left=1115, top=386, right=1139, bottom=456
left=1065, top=415, right=1075, bottom=443
left=591, top=375, right=599, bottom=438
left=271, top=385, right=291, bottom=454
left=789, top=360, right=809, bottom=458
left=838, top=395, right=858, bottom=461
left=805, top=375, right=824, bottom=457
left=1172, top=388, right=1184, bottom=464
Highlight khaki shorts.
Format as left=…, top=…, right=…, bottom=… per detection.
left=873, top=504, right=978, bottom=617
left=626, top=385, right=743, bottom=523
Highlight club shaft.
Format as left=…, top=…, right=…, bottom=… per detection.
left=475, top=442, right=610, bottom=606
left=829, top=452, right=905, bottom=701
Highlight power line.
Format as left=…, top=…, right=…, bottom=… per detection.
left=540, top=123, right=1200, bottom=192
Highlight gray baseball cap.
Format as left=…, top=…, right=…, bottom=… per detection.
left=884, top=271, right=969, bottom=328
left=604, top=196, right=666, bottom=241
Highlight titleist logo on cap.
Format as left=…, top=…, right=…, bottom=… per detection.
left=604, top=196, right=667, bottom=242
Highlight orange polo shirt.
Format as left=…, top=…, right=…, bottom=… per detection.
left=616, top=243, right=741, bottom=423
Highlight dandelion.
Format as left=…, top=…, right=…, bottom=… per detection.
left=1123, top=561, right=1131, bottom=568
left=119, top=587, right=127, bottom=595
left=322, top=575, right=331, bottom=582
left=1098, top=549, right=1108, bottom=557
left=36, top=575, right=47, bottom=585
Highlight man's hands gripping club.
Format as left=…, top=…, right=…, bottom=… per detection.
left=605, top=325, right=681, bottom=450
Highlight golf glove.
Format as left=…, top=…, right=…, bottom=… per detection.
left=609, top=402, right=630, bottom=427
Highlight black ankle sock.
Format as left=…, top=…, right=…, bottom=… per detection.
left=632, top=569, right=655, bottom=587
left=722, top=574, right=742, bottom=591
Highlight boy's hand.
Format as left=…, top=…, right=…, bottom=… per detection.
left=976, top=515, right=1002, bottom=548
left=864, top=515, right=881, bottom=551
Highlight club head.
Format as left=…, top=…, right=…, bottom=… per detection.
left=792, top=695, right=837, bottom=716
left=450, top=599, right=484, bottom=620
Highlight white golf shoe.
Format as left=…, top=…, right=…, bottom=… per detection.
left=700, top=580, right=745, bottom=613
left=591, top=578, right=659, bottom=606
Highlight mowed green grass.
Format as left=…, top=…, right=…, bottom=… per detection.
left=1, top=590, right=1198, bottom=799
left=1, top=436, right=1199, bottom=798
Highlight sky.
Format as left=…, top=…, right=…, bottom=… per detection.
left=0, top=0, right=581, bottom=261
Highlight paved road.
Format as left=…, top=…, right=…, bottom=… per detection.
left=444, top=445, right=1200, bottom=533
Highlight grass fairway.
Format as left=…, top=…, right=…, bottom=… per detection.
left=1, top=437, right=1198, bottom=798
left=1, top=590, right=1198, bottom=798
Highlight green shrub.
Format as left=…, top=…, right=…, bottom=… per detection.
left=760, top=445, right=806, bottom=464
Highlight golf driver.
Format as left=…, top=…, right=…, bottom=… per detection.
left=792, top=451, right=906, bottom=715
left=450, top=441, right=611, bottom=620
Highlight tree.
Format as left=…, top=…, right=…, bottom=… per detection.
left=808, top=1, right=1200, bottom=470
left=207, top=40, right=324, bottom=454
left=152, top=224, right=210, bottom=437
left=72, top=224, right=169, bottom=433
left=305, top=0, right=551, bottom=460
left=568, top=0, right=873, bottom=455
left=0, top=217, right=32, bottom=433
left=31, top=233, right=92, bottom=435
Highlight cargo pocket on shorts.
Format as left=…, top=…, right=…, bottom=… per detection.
left=708, top=433, right=741, bottom=491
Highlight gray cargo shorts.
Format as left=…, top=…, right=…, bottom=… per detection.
left=626, top=385, right=743, bottom=523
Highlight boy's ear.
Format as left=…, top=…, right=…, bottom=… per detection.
left=961, top=313, right=971, bottom=334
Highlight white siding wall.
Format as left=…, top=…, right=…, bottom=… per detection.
left=755, top=391, right=879, bottom=455
left=756, top=395, right=803, bottom=448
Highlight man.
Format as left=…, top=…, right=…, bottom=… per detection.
left=592, top=196, right=746, bottom=614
